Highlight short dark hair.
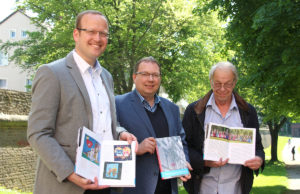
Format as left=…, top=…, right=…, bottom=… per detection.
left=134, top=56, right=161, bottom=74
left=75, top=10, right=108, bottom=29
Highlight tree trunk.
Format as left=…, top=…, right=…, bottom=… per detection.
left=267, top=117, right=287, bottom=161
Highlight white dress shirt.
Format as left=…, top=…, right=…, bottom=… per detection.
left=73, top=50, right=113, bottom=141
left=200, top=93, right=243, bottom=194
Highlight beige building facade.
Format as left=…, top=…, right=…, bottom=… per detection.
left=0, top=10, right=39, bottom=92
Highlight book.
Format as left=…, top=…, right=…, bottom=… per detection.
left=75, top=126, right=136, bottom=187
left=204, top=122, right=256, bottom=164
left=155, top=136, right=189, bottom=179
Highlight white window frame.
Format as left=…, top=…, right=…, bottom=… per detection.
left=26, top=79, right=32, bottom=92
left=21, top=30, right=28, bottom=38
left=0, top=79, right=7, bottom=89
left=10, top=29, right=17, bottom=38
left=0, top=51, right=9, bottom=66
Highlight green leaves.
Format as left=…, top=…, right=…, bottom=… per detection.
left=1, top=0, right=227, bottom=103
left=203, top=0, right=300, bottom=121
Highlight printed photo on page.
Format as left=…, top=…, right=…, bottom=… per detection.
left=75, top=126, right=136, bottom=187
left=204, top=122, right=256, bottom=165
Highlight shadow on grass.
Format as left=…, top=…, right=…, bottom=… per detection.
left=180, top=185, right=288, bottom=194
left=251, top=185, right=287, bottom=194
left=258, top=161, right=287, bottom=176
left=285, top=164, right=300, bottom=179
left=284, top=190, right=300, bottom=194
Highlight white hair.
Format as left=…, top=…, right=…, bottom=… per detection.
left=209, top=61, right=238, bottom=82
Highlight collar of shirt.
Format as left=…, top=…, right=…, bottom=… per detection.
left=135, top=89, right=160, bottom=113
left=73, top=50, right=102, bottom=76
left=206, top=93, right=238, bottom=114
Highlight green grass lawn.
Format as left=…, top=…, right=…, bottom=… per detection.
left=0, top=187, right=31, bottom=194
left=251, top=136, right=289, bottom=194
left=179, top=136, right=290, bottom=194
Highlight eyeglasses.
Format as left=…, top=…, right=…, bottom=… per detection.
left=135, top=72, right=161, bottom=79
left=213, top=82, right=234, bottom=89
left=77, top=28, right=109, bottom=38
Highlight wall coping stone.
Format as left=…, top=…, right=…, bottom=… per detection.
left=0, top=113, right=28, bottom=121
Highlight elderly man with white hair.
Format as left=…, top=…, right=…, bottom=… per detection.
left=182, top=61, right=265, bottom=194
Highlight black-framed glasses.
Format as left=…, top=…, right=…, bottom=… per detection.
left=213, top=82, right=234, bottom=89
left=135, top=72, right=161, bottom=79
left=77, top=28, right=109, bottom=38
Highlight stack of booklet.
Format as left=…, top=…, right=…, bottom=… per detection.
left=75, top=127, right=136, bottom=187
left=204, top=122, right=256, bottom=164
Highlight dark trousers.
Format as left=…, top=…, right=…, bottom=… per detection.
left=154, top=175, right=171, bottom=194
left=84, top=188, right=110, bottom=194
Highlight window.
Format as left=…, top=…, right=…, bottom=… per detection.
left=21, top=30, right=28, bottom=38
left=0, top=51, right=8, bottom=66
left=0, top=79, right=7, bottom=89
left=26, top=79, right=32, bottom=92
left=10, top=30, right=16, bottom=38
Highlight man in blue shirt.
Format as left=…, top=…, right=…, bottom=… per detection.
left=182, top=61, right=265, bottom=194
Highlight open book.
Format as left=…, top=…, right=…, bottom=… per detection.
left=204, top=122, right=256, bottom=164
left=75, top=127, right=136, bottom=187
left=156, top=136, right=189, bottom=179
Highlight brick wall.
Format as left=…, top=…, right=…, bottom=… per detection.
left=0, top=147, right=37, bottom=192
left=0, top=121, right=37, bottom=192
left=0, top=89, right=37, bottom=192
left=0, top=89, right=31, bottom=115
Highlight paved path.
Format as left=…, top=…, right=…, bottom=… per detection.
left=282, top=137, right=300, bottom=194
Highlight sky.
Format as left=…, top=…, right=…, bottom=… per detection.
left=0, top=0, right=18, bottom=21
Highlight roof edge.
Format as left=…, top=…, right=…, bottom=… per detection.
left=0, top=9, right=31, bottom=25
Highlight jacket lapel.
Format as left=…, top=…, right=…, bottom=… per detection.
left=65, top=52, right=93, bottom=130
left=130, top=91, right=156, bottom=137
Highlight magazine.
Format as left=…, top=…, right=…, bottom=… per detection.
left=156, top=136, right=189, bottom=179
left=75, top=126, right=136, bottom=187
left=204, top=122, right=256, bottom=164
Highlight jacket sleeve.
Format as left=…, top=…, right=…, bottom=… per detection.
left=27, top=65, right=74, bottom=182
left=182, top=102, right=205, bottom=174
left=249, top=104, right=265, bottom=175
left=174, top=105, right=190, bottom=163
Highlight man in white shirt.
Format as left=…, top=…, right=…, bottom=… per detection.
left=27, top=10, right=136, bottom=194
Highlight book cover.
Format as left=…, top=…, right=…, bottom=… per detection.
left=156, top=136, right=189, bottom=179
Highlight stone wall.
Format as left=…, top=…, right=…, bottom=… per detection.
left=0, top=121, right=37, bottom=193
left=0, top=89, right=31, bottom=115
left=0, top=147, right=37, bottom=192
left=0, top=89, right=36, bottom=192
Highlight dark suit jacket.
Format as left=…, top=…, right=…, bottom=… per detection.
left=182, top=90, right=265, bottom=194
left=113, top=90, right=189, bottom=194
left=27, top=51, right=125, bottom=194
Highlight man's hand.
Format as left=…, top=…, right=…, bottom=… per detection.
left=67, top=172, right=109, bottom=190
left=244, top=156, right=263, bottom=170
left=119, top=131, right=138, bottom=152
left=204, top=158, right=229, bottom=168
left=180, top=162, right=193, bottom=182
left=119, top=131, right=137, bottom=143
left=136, top=137, right=156, bottom=155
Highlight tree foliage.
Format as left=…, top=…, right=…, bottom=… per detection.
left=1, top=0, right=227, bottom=102
left=200, top=0, right=300, bottom=161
